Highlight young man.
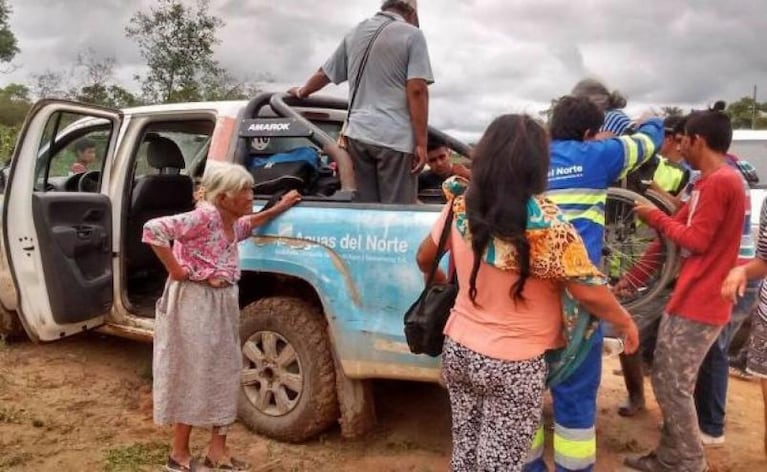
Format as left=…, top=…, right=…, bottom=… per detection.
left=617, top=115, right=691, bottom=417
left=524, top=96, right=663, bottom=472
left=417, top=136, right=470, bottom=191
left=288, top=0, right=433, bottom=204
left=651, top=116, right=691, bottom=201
left=625, top=105, right=745, bottom=472
left=694, top=151, right=757, bottom=447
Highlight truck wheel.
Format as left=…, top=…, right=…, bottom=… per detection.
left=238, top=296, right=339, bottom=442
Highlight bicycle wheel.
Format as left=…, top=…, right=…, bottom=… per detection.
left=603, top=187, right=679, bottom=311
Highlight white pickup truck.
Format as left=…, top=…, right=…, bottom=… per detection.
left=0, top=94, right=469, bottom=442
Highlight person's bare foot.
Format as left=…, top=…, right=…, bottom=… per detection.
left=166, top=454, right=193, bottom=471
left=618, top=398, right=646, bottom=417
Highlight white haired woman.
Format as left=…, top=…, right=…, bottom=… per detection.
left=142, top=161, right=301, bottom=471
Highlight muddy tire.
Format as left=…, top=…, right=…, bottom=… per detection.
left=238, top=296, right=338, bottom=442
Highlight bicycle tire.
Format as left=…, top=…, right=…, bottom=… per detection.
left=604, top=187, right=679, bottom=311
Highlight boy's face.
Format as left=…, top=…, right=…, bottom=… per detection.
left=77, top=147, right=97, bottom=164
left=427, top=146, right=452, bottom=177
left=661, top=134, right=684, bottom=161
left=680, top=134, right=703, bottom=169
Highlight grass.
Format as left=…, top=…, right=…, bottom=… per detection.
left=0, top=452, right=32, bottom=469
left=103, top=441, right=168, bottom=472
left=0, top=406, right=23, bottom=424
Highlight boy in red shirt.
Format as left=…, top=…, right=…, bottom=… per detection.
left=625, top=103, right=745, bottom=472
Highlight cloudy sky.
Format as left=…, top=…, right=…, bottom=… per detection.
left=3, top=0, right=767, bottom=140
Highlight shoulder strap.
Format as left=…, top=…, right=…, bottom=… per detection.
left=425, top=203, right=455, bottom=287
left=348, top=16, right=395, bottom=112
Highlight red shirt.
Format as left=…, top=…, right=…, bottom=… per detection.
left=645, top=165, right=745, bottom=325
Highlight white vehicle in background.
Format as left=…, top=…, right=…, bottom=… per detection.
left=730, top=130, right=767, bottom=230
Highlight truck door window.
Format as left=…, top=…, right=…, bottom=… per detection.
left=133, top=131, right=212, bottom=179
left=35, top=112, right=113, bottom=192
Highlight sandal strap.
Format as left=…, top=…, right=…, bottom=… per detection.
left=166, top=456, right=192, bottom=471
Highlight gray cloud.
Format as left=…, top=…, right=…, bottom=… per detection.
left=3, top=0, right=766, bottom=139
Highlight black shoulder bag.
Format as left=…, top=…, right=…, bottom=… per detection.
left=404, top=204, right=458, bottom=357
left=337, top=15, right=394, bottom=148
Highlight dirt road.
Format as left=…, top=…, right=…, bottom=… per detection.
left=0, top=334, right=765, bottom=471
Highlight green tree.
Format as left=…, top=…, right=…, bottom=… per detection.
left=71, top=49, right=140, bottom=107
left=0, top=0, right=19, bottom=64
left=30, top=70, right=66, bottom=99
left=126, top=0, right=224, bottom=103
left=77, top=83, right=141, bottom=108
left=725, top=96, right=767, bottom=129
left=0, top=82, right=31, bottom=161
left=661, top=106, right=684, bottom=117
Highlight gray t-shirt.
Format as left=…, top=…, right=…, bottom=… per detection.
left=322, top=11, right=434, bottom=154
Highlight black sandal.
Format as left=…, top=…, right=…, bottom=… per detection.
left=165, top=455, right=196, bottom=472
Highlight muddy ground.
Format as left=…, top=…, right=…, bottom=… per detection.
left=0, top=333, right=765, bottom=471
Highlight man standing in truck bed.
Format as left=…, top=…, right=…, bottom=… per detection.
left=289, top=0, right=433, bottom=204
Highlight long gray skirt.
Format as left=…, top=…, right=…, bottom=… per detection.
left=153, top=279, right=241, bottom=427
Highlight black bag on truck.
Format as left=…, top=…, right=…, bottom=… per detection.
left=249, top=146, right=320, bottom=195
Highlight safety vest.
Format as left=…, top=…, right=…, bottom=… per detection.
left=653, top=156, right=688, bottom=195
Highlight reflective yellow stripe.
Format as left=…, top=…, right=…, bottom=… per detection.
left=553, top=432, right=596, bottom=460
left=531, top=426, right=544, bottom=449
left=618, top=136, right=639, bottom=179
left=635, top=133, right=657, bottom=158
left=547, top=191, right=606, bottom=206
left=559, top=208, right=605, bottom=226
left=525, top=426, right=545, bottom=463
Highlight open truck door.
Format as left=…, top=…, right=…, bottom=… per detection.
left=2, top=100, right=122, bottom=341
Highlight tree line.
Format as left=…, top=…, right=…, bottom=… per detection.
left=0, top=0, right=271, bottom=158
left=0, top=0, right=765, bottom=159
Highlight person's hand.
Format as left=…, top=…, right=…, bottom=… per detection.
left=634, top=109, right=659, bottom=128
left=648, top=180, right=663, bottom=194
left=633, top=201, right=656, bottom=222
left=207, top=277, right=228, bottom=288
left=615, top=316, right=640, bottom=355
left=612, top=278, right=637, bottom=298
left=276, top=190, right=302, bottom=210
left=411, top=144, right=427, bottom=174
left=169, top=265, right=189, bottom=281
left=452, top=164, right=471, bottom=180
left=721, top=266, right=747, bottom=303
left=287, top=87, right=305, bottom=99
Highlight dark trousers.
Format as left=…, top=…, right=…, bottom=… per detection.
left=346, top=138, right=417, bottom=204
left=695, top=281, right=758, bottom=437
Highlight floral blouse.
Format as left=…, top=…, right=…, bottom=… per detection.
left=142, top=202, right=251, bottom=284
left=442, top=176, right=606, bottom=385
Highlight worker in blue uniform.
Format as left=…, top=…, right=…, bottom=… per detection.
left=524, top=95, right=664, bottom=472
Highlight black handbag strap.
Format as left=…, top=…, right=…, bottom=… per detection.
left=425, top=203, right=455, bottom=287
left=348, top=14, right=395, bottom=114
